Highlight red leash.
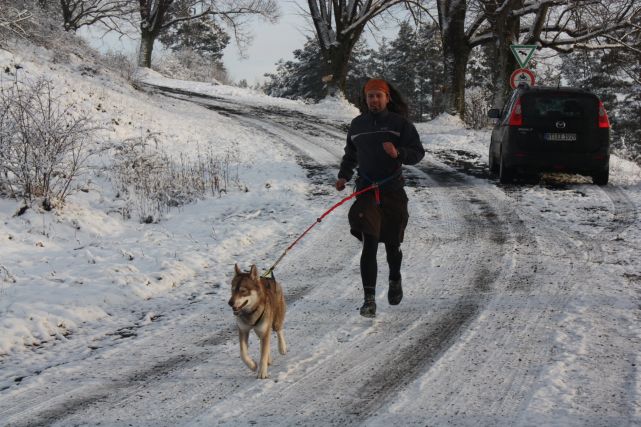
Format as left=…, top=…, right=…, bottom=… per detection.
left=261, top=183, right=378, bottom=278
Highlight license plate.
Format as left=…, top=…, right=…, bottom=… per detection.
left=544, top=132, right=577, bottom=142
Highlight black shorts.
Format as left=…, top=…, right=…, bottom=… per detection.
left=348, top=188, right=409, bottom=246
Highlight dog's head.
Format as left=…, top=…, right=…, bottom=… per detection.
left=228, top=264, right=262, bottom=316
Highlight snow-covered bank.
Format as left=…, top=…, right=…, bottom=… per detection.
left=136, top=68, right=359, bottom=122
left=0, top=42, right=353, bottom=364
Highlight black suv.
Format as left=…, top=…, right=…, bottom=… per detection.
left=488, top=85, right=610, bottom=185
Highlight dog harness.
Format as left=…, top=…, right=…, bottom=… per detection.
left=249, top=306, right=265, bottom=327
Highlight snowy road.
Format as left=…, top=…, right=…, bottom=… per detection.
left=2, top=82, right=640, bottom=426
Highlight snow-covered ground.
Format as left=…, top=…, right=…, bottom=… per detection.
left=1, top=40, right=641, bottom=426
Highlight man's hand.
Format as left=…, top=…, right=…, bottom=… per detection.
left=382, top=142, right=399, bottom=159
left=335, top=178, right=347, bottom=191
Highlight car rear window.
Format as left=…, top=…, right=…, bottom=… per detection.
left=521, top=93, right=596, bottom=120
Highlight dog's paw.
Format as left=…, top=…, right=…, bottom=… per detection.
left=257, top=369, right=269, bottom=379
left=245, top=359, right=257, bottom=371
left=277, top=332, right=287, bottom=355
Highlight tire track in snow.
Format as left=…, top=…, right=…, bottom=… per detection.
left=364, top=163, right=596, bottom=425
left=504, top=182, right=638, bottom=269
left=601, top=186, right=638, bottom=236
left=346, top=161, right=525, bottom=419
left=432, top=145, right=638, bottom=251
left=136, top=82, right=348, bottom=135
left=382, top=141, right=639, bottom=423
left=401, top=170, right=637, bottom=425
left=418, top=168, right=598, bottom=423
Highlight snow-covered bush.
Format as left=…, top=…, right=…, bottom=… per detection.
left=110, top=136, right=240, bottom=223
left=152, top=49, right=230, bottom=84
left=104, top=49, right=137, bottom=82
left=464, top=86, right=493, bottom=129
left=613, top=136, right=641, bottom=165
left=0, top=77, right=98, bottom=210
left=0, top=4, right=32, bottom=43
left=0, top=0, right=65, bottom=46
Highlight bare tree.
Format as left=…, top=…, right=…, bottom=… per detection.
left=527, top=0, right=641, bottom=52
left=507, top=0, right=640, bottom=101
left=433, top=0, right=641, bottom=118
left=137, top=0, right=278, bottom=68
left=436, top=0, right=475, bottom=117
left=596, top=8, right=641, bottom=85
left=58, top=0, right=135, bottom=32
left=307, top=0, right=427, bottom=97
left=476, top=0, right=522, bottom=109
left=0, top=5, right=32, bottom=41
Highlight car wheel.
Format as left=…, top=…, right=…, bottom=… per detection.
left=592, top=169, right=609, bottom=186
left=499, top=152, right=514, bottom=184
left=488, top=148, right=499, bottom=175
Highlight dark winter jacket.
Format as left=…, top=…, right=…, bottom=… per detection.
left=338, top=110, right=425, bottom=191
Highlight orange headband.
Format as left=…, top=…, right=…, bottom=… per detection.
left=364, top=79, right=390, bottom=95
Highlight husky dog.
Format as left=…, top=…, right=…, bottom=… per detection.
left=228, top=264, right=287, bottom=379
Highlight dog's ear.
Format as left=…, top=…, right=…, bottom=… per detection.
left=250, top=264, right=259, bottom=281
left=234, top=263, right=242, bottom=276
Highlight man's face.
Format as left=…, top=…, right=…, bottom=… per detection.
left=366, top=90, right=389, bottom=113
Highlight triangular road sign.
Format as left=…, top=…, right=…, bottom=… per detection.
left=510, top=45, right=537, bottom=68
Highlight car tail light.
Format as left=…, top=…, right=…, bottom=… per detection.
left=509, top=97, right=523, bottom=126
left=598, top=101, right=610, bottom=129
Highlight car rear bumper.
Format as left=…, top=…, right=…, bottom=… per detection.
left=503, top=149, right=609, bottom=175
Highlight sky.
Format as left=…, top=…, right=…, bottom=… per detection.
left=222, top=0, right=311, bottom=85
left=223, top=1, right=403, bottom=84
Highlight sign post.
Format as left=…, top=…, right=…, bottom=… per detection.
left=510, top=68, right=536, bottom=89
left=509, top=44, right=537, bottom=88
left=510, top=45, right=537, bottom=68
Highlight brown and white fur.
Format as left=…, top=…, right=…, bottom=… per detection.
left=228, top=264, right=287, bottom=379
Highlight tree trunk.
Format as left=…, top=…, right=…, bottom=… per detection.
left=138, top=29, right=155, bottom=68
left=492, top=44, right=518, bottom=109
left=449, top=47, right=471, bottom=118
left=325, top=45, right=352, bottom=97
left=439, top=0, right=470, bottom=119
left=322, top=33, right=362, bottom=98
left=488, top=0, right=522, bottom=108
left=441, top=38, right=470, bottom=119
left=60, top=1, right=73, bottom=31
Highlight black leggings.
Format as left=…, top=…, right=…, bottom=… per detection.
left=360, top=233, right=402, bottom=297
